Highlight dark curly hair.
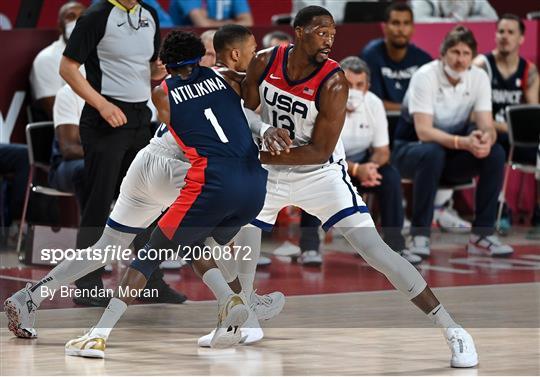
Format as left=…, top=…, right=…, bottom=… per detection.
left=159, top=30, right=206, bottom=66
left=293, top=5, right=332, bottom=29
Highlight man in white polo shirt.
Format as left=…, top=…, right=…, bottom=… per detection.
left=49, top=84, right=85, bottom=204
left=392, top=25, right=513, bottom=258
left=29, top=2, right=85, bottom=120
left=340, top=56, right=421, bottom=265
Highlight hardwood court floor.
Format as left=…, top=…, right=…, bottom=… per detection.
left=1, top=283, right=538, bottom=375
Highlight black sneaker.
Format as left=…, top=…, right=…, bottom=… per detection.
left=73, top=296, right=110, bottom=307
left=73, top=281, right=110, bottom=307
left=140, top=280, right=187, bottom=304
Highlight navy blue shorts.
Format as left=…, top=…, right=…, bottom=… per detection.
left=157, top=157, right=267, bottom=246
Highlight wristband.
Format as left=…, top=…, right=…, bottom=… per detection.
left=352, top=163, right=359, bottom=176
left=454, top=135, right=459, bottom=150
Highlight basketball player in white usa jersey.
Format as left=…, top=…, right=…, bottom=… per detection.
left=4, top=27, right=288, bottom=350
left=237, top=6, right=478, bottom=368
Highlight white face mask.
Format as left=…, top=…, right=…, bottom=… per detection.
left=347, top=89, right=365, bottom=112
left=64, top=20, right=76, bottom=41
left=443, top=63, right=467, bottom=81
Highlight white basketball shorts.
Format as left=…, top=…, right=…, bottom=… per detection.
left=252, top=160, right=375, bottom=232
left=107, top=144, right=189, bottom=233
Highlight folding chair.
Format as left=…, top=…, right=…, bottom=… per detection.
left=496, top=104, right=540, bottom=228
left=16, top=122, right=76, bottom=252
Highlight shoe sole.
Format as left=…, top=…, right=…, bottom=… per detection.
left=451, top=356, right=479, bottom=368
left=467, top=244, right=513, bottom=257
left=4, top=299, right=36, bottom=339
left=65, top=348, right=105, bottom=358
left=437, top=220, right=471, bottom=234
left=300, top=260, right=322, bottom=267
left=410, top=251, right=430, bottom=259
left=210, top=304, right=249, bottom=349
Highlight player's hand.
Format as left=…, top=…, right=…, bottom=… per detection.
left=151, top=58, right=168, bottom=81
left=98, top=101, right=128, bottom=128
left=357, top=162, right=382, bottom=187
left=263, top=128, right=292, bottom=156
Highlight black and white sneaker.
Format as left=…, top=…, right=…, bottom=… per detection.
left=467, top=234, right=513, bottom=257
left=398, top=249, right=422, bottom=265
left=4, top=282, right=38, bottom=338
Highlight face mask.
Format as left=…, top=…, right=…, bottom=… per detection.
left=64, top=20, right=76, bottom=41
left=443, top=63, right=467, bottom=81
left=347, top=89, right=365, bottom=111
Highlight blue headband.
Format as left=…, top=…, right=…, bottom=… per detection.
left=166, top=57, right=202, bottom=69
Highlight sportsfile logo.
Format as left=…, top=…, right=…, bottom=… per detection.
left=40, top=245, right=252, bottom=264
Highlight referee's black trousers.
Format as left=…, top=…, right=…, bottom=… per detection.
left=75, top=101, right=151, bottom=289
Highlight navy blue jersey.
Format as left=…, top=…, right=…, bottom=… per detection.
left=163, top=66, right=259, bottom=161
left=361, top=39, right=431, bottom=103
left=485, top=53, right=530, bottom=122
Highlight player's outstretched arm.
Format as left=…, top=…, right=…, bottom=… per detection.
left=152, top=84, right=170, bottom=125
left=217, top=68, right=244, bottom=96
left=260, top=71, right=348, bottom=165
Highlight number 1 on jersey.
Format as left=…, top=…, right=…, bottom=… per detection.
left=204, top=108, right=229, bottom=143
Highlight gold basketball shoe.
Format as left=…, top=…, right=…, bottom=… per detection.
left=209, top=293, right=249, bottom=348
left=65, top=330, right=106, bottom=358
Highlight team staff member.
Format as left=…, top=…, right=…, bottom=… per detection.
left=393, top=26, right=513, bottom=258
left=59, top=0, right=167, bottom=302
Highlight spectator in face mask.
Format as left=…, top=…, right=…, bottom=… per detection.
left=29, top=1, right=86, bottom=120
left=392, top=26, right=512, bottom=259
left=340, top=56, right=421, bottom=265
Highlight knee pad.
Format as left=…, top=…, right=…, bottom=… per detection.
left=129, top=245, right=163, bottom=280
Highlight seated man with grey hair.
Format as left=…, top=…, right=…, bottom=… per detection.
left=340, top=56, right=421, bottom=265
left=278, top=56, right=421, bottom=266
left=262, top=30, right=293, bottom=49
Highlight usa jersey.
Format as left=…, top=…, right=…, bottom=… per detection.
left=484, top=53, right=531, bottom=122
left=163, top=66, right=259, bottom=161
left=258, top=45, right=346, bottom=170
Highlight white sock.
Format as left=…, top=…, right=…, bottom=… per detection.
left=238, top=273, right=254, bottom=299
left=434, top=189, right=453, bottom=207
left=428, top=304, right=459, bottom=330
left=29, top=276, right=61, bottom=306
left=89, top=298, right=127, bottom=339
left=234, top=226, right=261, bottom=298
left=202, top=268, right=234, bottom=302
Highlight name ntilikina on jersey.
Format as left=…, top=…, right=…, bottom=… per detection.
left=170, top=76, right=227, bottom=104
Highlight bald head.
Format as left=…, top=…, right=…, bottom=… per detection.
left=200, top=29, right=217, bottom=67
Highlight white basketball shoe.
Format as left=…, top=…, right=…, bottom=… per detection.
left=249, top=290, right=285, bottom=321
left=198, top=309, right=263, bottom=348
left=198, top=290, right=284, bottom=347
left=4, top=282, right=38, bottom=338
left=445, top=327, right=479, bottom=368
left=209, top=293, right=249, bottom=348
